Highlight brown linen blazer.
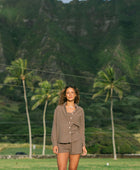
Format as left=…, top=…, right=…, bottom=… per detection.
left=51, top=103, right=85, bottom=147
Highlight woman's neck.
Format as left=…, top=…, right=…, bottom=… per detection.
left=66, top=101, right=75, bottom=107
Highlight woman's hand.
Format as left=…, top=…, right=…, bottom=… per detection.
left=81, top=146, right=87, bottom=156
left=53, top=146, right=58, bottom=154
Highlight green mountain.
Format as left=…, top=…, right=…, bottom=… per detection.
left=0, top=0, right=140, bottom=153
left=0, top=0, right=140, bottom=82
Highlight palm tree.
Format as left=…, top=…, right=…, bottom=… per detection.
left=4, top=58, right=40, bottom=158
left=31, top=80, right=65, bottom=155
left=92, top=66, right=129, bottom=160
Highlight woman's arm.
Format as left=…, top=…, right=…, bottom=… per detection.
left=80, top=108, right=87, bottom=156
left=80, top=109, right=85, bottom=146
left=51, top=108, right=58, bottom=147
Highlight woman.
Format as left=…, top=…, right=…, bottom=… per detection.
left=51, top=85, right=87, bottom=170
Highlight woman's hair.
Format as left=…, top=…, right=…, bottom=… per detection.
left=58, top=85, right=80, bottom=105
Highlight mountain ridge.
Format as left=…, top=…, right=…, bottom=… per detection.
left=0, top=0, right=139, bottom=89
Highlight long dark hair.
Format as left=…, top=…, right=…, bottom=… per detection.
left=58, top=85, right=80, bottom=105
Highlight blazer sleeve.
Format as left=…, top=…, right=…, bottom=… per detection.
left=80, top=108, right=86, bottom=146
left=51, top=108, right=57, bottom=147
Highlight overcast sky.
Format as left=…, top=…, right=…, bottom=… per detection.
left=59, top=0, right=87, bottom=3
left=59, top=0, right=73, bottom=3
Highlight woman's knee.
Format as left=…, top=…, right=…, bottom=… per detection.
left=58, top=167, right=67, bottom=170
left=69, top=167, right=78, bottom=170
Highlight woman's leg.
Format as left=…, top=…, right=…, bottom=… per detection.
left=57, top=152, right=69, bottom=170
left=69, top=154, right=80, bottom=170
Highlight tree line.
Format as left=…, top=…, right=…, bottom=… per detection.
left=3, top=58, right=130, bottom=160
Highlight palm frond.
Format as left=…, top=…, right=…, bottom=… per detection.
left=20, top=58, right=24, bottom=75
left=105, top=90, right=110, bottom=102
left=32, top=97, right=45, bottom=110
left=106, top=66, right=114, bottom=77
left=104, top=84, right=112, bottom=90
left=92, top=89, right=104, bottom=99
left=4, top=76, right=19, bottom=84
left=53, top=80, right=66, bottom=90
left=39, top=81, right=51, bottom=90
left=93, top=81, right=108, bottom=88
left=93, top=65, right=129, bottom=101
left=114, top=86, right=123, bottom=99
left=49, top=96, right=59, bottom=105
left=98, top=71, right=110, bottom=82
left=5, top=58, right=26, bottom=78
left=31, top=94, right=42, bottom=101
left=114, top=76, right=125, bottom=86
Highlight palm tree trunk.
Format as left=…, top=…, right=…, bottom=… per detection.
left=110, top=88, right=117, bottom=160
left=22, top=79, right=32, bottom=158
left=42, top=100, right=48, bottom=155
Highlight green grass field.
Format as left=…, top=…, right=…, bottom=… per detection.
left=0, top=158, right=140, bottom=170
left=0, top=143, right=53, bottom=155
left=0, top=143, right=140, bottom=169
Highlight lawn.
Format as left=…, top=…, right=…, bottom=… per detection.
left=0, top=143, right=140, bottom=169
left=0, top=143, right=53, bottom=155
left=0, top=158, right=140, bottom=170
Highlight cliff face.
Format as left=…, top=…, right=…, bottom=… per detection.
left=0, top=0, right=139, bottom=87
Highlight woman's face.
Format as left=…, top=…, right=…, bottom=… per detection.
left=65, top=87, right=76, bottom=102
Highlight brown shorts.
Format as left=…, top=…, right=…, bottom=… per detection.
left=58, top=140, right=82, bottom=155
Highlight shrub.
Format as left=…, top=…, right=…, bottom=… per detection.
left=86, top=127, right=140, bottom=154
